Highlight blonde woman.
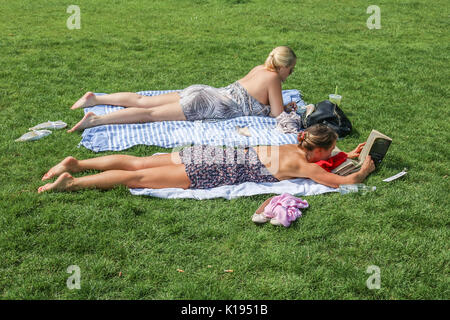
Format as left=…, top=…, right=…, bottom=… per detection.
left=68, top=46, right=298, bottom=132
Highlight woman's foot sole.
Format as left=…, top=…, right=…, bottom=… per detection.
left=38, top=172, right=75, bottom=193
left=71, top=92, right=96, bottom=110
left=42, top=156, right=79, bottom=181
left=67, top=112, right=97, bottom=132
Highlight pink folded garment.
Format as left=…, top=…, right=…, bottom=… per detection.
left=263, top=193, right=309, bottom=227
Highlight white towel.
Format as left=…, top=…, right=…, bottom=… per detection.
left=130, top=178, right=337, bottom=200
left=129, top=153, right=337, bottom=200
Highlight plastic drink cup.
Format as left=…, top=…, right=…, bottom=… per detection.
left=329, top=94, right=342, bottom=105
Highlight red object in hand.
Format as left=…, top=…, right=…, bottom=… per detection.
left=315, top=152, right=348, bottom=172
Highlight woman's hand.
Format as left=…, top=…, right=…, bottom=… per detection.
left=350, top=155, right=375, bottom=184
left=346, top=142, right=366, bottom=159
left=360, top=155, right=376, bottom=175
left=284, top=101, right=297, bottom=113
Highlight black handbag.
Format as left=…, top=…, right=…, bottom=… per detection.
left=302, top=100, right=352, bottom=138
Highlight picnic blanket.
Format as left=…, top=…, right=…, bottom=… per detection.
left=129, top=152, right=337, bottom=199
left=130, top=178, right=337, bottom=200
left=78, top=89, right=306, bottom=151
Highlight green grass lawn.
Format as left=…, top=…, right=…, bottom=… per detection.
left=0, top=0, right=449, bottom=299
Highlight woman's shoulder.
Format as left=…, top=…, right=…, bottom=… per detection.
left=242, top=65, right=280, bottom=87
left=250, top=65, right=278, bottom=78
left=238, top=65, right=280, bottom=92
left=281, top=145, right=309, bottom=166
left=267, top=145, right=308, bottom=180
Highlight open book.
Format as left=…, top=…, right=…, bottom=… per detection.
left=332, top=129, right=392, bottom=176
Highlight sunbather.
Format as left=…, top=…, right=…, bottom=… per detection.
left=68, top=46, right=299, bottom=132
left=39, top=124, right=375, bottom=193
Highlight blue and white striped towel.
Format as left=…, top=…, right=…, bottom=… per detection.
left=79, top=89, right=306, bottom=152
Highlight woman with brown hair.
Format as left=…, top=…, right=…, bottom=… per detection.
left=39, top=124, right=375, bottom=193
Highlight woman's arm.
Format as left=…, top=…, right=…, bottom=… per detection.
left=267, top=77, right=285, bottom=117
left=300, top=156, right=376, bottom=188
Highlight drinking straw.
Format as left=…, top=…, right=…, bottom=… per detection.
left=335, top=85, right=338, bottom=95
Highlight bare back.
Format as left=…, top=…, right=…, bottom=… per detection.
left=253, top=144, right=308, bottom=180
left=238, top=65, right=284, bottom=117
left=253, top=144, right=374, bottom=189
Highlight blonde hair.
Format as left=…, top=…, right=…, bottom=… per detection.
left=264, top=46, right=297, bottom=72
left=298, top=124, right=338, bottom=151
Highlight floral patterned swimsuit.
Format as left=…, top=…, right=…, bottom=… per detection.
left=178, top=145, right=279, bottom=189
left=179, top=81, right=271, bottom=121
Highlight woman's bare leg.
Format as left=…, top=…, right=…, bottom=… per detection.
left=38, top=164, right=190, bottom=193
left=41, top=153, right=182, bottom=181
left=67, top=102, right=187, bottom=132
left=70, top=92, right=180, bottom=110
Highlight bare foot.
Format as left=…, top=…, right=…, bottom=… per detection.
left=71, top=92, right=97, bottom=109
left=67, top=112, right=98, bottom=132
left=42, top=156, right=79, bottom=181
left=38, top=172, right=75, bottom=193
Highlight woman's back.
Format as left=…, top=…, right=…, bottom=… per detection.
left=238, top=65, right=279, bottom=106
left=253, top=144, right=306, bottom=180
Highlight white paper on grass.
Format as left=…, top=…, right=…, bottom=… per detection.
left=383, top=168, right=408, bottom=182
